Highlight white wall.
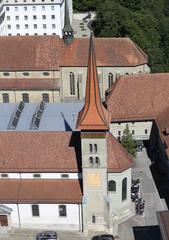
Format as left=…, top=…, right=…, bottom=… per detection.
left=5, top=203, right=81, bottom=230
left=0, top=172, right=81, bottom=179
left=108, top=169, right=131, bottom=210
left=110, top=121, right=153, bottom=141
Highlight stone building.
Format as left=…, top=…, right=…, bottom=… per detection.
left=0, top=35, right=134, bottom=234
left=105, top=73, right=169, bottom=172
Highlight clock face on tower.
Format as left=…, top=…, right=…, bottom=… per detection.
left=86, top=172, right=102, bottom=187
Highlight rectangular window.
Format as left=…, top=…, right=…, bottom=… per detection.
left=42, top=6, right=45, bottom=10
left=51, top=6, right=54, bottom=10
left=51, top=15, right=55, bottom=19
left=42, top=15, right=46, bottom=19
left=16, top=24, right=20, bottom=29
left=33, top=15, right=36, bottom=20
left=92, top=215, right=96, bottom=223
left=118, top=122, right=121, bottom=125
left=6, top=7, right=9, bottom=11
left=42, top=93, right=49, bottom=103
left=15, top=16, right=19, bottom=20
left=24, top=15, right=28, bottom=20
left=43, top=24, right=46, bottom=29
left=32, top=205, right=39, bottom=216
left=132, top=130, right=135, bottom=135
left=2, top=93, right=9, bottom=103
left=145, top=129, right=148, bottom=134
left=34, top=24, right=37, bottom=29
left=7, top=25, right=11, bottom=29
left=25, top=24, right=28, bottom=29
left=15, top=6, right=18, bottom=11
left=59, top=205, right=66, bottom=217
left=22, top=93, right=29, bottom=103
left=7, top=16, right=10, bottom=20
left=24, top=6, right=27, bottom=11
left=32, top=6, right=36, bottom=11
left=52, top=24, right=55, bottom=28
left=118, top=131, right=121, bottom=136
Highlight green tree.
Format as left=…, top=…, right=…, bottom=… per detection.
left=121, top=124, right=137, bottom=157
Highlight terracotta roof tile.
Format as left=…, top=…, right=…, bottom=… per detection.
left=0, top=36, right=147, bottom=71
left=107, top=133, right=133, bottom=172
left=60, top=38, right=147, bottom=67
left=0, top=132, right=81, bottom=173
left=0, top=179, right=82, bottom=203
left=0, top=131, right=131, bottom=173
left=106, top=73, right=169, bottom=121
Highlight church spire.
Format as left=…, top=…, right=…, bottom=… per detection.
left=62, top=0, right=74, bottom=45
left=76, top=34, right=111, bottom=131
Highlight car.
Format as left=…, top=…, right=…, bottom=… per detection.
left=92, top=234, right=114, bottom=240
left=92, top=235, right=114, bottom=240
left=36, top=231, right=58, bottom=240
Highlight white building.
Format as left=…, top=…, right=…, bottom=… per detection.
left=0, top=0, right=73, bottom=36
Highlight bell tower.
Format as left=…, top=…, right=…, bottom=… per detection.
left=62, top=0, right=74, bottom=45
left=76, top=34, right=111, bottom=232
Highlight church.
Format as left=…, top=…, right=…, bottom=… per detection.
left=0, top=35, right=134, bottom=235
left=0, top=0, right=149, bottom=104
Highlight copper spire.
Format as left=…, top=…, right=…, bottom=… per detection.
left=76, top=34, right=111, bottom=131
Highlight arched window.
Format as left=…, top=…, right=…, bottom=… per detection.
left=2, top=93, right=9, bottom=103
left=70, top=72, right=75, bottom=95
left=89, top=144, right=93, bottom=153
left=22, top=93, right=29, bottom=103
left=108, top=180, right=116, bottom=192
left=89, top=157, right=94, bottom=165
left=94, top=144, right=97, bottom=153
left=95, top=157, right=100, bottom=166
left=122, top=177, right=127, bottom=201
left=108, top=73, right=113, bottom=88
left=42, top=93, right=49, bottom=103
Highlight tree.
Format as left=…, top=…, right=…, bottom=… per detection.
left=121, top=124, right=137, bottom=157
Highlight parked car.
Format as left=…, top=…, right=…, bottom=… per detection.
left=92, top=234, right=114, bottom=240
left=36, top=231, right=58, bottom=240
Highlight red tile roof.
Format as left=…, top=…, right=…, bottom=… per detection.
left=0, top=179, right=82, bottom=203
left=60, top=38, right=147, bottom=67
left=0, top=132, right=81, bottom=173
left=107, top=133, right=133, bottom=172
left=0, top=78, right=60, bottom=90
left=0, top=36, right=147, bottom=71
left=76, top=35, right=111, bottom=131
left=106, top=73, right=169, bottom=121
left=0, top=131, right=132, bottom=173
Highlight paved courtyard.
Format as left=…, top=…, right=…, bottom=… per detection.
left=118, top=148, right=167, bottom=240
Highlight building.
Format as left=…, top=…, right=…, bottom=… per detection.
left=0, top=0, right=72, bottom=37
left=0, top=34, right=149, bottom=104
left=0, top=35, right=134, bottom=234
left=105, top=73, right=169, bottom=172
